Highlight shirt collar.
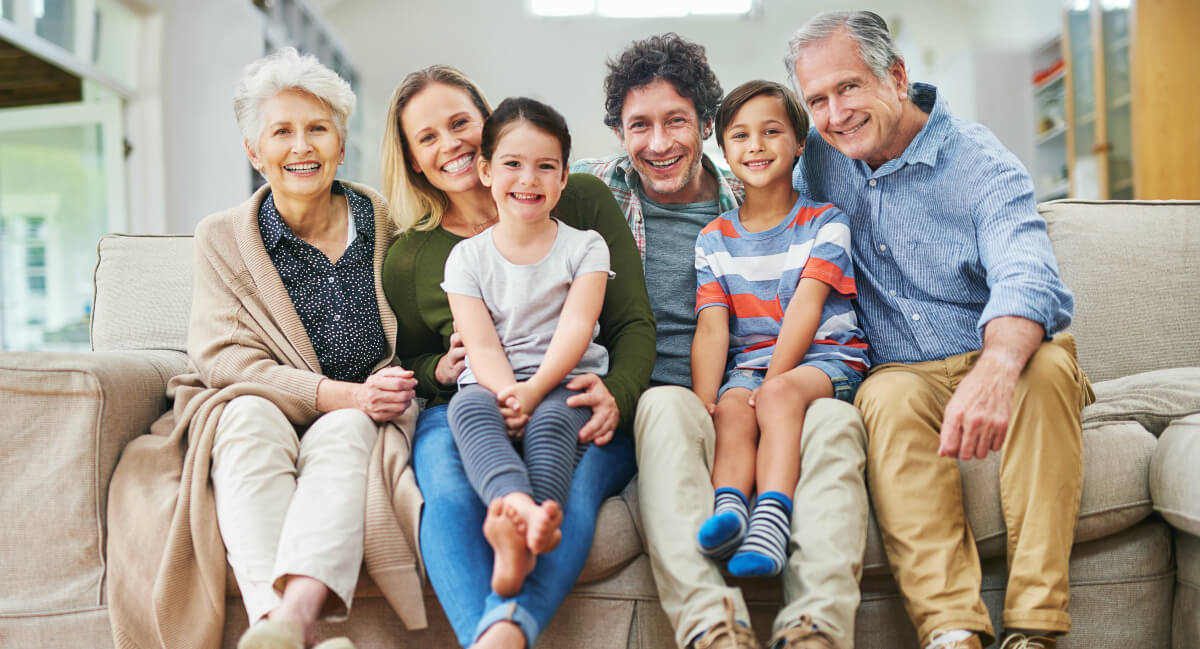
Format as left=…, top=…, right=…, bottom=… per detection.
left=257, top=180, right=371, bottom=252
left=896, top=82, right=951, bottom=170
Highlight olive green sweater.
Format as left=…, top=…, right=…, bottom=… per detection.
left=383, top=173, right=656, bottom=433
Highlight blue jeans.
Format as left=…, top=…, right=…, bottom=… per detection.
left=413, top=404, right=636, bottom=648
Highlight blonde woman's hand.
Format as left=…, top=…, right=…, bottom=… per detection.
left=435, top=332, right=468, bottom=387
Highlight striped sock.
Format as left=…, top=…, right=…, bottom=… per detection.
left=697, top=487, right=749, bottom=560
left=727, top=491, right=792, bottom=577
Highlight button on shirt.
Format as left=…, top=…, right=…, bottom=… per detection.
left=794, top=83, right=1073, bottom=365
left=258, top=181, right=386, bottom=383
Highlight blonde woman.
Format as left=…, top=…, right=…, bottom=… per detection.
left=379, top=66, right=655, bottom=649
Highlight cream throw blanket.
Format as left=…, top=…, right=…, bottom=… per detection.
left=106, top=181, right=427, bottom=649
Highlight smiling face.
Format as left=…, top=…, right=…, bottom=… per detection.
left=478, top=121, right=568, bottom=225
left=792, top=29, right=910, bottom=169
left=721, top=93, right=804, bottom=190
left=400, top=82, right=487, bottom=196
left=616, top=78, right=708, bottom=204
left=246, top=89, right=343, bottom=200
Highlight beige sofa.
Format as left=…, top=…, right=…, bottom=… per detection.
left=1, top=199, right=1197, bottom=649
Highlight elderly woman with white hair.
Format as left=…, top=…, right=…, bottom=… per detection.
left=105, top=47, right=422, bottom=649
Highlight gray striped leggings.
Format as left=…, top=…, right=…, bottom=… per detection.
left=448, top=383, right=591, bottom=507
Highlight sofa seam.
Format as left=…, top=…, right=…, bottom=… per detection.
left=969, top=500, right=1153, bottom=544
left=0, top=605, right=108, bottom=619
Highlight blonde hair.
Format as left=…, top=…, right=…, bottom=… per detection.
left=233, top=47, right=355, bottom=154
left=381, top=65, right=492, bottom=233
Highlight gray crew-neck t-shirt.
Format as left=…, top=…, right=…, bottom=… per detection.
left=641, top=192, right=720, bottom=388
left=441, top=219, right=611, bottom=387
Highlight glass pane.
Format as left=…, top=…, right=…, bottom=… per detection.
left=34, top=0, right=76, bottom=52
left=0, top=123, right=106, bottom=351
left=1102, top=6, right=1132, bottom=196
left=1067, top=7, right=1099, bottom=198
left=2, top=0, right=13, bottom=21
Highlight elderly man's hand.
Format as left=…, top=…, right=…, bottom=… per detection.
left=938, top=353, right=1019, bottom=460
left=356, top=366, right=417, bottom=423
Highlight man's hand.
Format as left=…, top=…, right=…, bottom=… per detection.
left=939, top=317, right=1043, bottom=459
left=564, top=373, right=619, bottom=446
left=434, top=332, right=467, bottom=386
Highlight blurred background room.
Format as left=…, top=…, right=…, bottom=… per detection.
left=1, top=0, right=1196, bottom=352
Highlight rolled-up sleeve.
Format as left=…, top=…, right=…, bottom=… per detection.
left=974, top=163, right=1074, bottom=337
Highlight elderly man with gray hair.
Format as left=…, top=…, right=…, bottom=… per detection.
left=786, top=10, right=1092, bottom=649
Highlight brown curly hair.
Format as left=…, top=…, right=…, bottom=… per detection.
left=602, top=33, right=723, bottom=139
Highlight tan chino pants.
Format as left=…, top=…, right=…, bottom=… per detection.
left=855, top=334, right=1093, bottom=646
left=634, top=386, right=869, bottom=649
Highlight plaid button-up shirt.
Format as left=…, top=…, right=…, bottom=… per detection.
left=571, top=152, right=745, bottom=264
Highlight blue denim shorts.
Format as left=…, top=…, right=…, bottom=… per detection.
left=718, top=358, right=865, bottom=402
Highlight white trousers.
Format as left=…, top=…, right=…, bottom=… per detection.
left=211, top=395, right=377, bottom=623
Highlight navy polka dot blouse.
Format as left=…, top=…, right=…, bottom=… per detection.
left=258, top=181, right=386, bottom=384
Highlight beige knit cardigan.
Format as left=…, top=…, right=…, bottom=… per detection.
left=106, top=181, right=427, bottom=649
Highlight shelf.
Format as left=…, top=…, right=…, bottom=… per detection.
left=1112, top=176, right=1134, bottom=192
left=1036, top=124, right=1067, bottom=144
left=1110, top=93, right=1131, bottom=109
left=1034, top=70, right=1066, bottom=94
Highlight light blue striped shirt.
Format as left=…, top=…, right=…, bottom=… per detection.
left=793, top=83, right=1073, bottom=365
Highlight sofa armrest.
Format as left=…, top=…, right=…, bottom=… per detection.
left=0, top=349, right=187, bottom=614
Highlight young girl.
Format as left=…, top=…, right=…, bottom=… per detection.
left=442, top=97, right=612, bottom=597
left=691, top=80, right=869, bottom=577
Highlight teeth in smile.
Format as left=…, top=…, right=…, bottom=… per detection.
left=841, top=119, right=868, bottom=135
left=648, top=156, right=681, bottom=168
left=745, top=161, right=771, bottom=169
left=284, top=162, right=319, bottom=172
left=442, top=154, right=474, bottom=173
left=512, top=192, right=540, bottom=200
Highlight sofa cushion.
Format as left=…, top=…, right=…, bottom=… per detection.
left=1151, top=413, right=1200, bottom=536
left=1041, top=199, right=1200, bottom=383
left=92, top=234, right=194, bottom=353
left=0, top=350, right=184, bottom=615
left=1084, top=368, right=1200, bottom=435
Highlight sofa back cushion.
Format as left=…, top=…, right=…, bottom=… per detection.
left=1041, top=200, right=1200, bottom=382
left=91, top=234, right=194, bottom=352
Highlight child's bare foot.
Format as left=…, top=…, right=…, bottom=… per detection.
left=482, top=500, right=534, bottom=597
left=503, top=495, right=562, bottom=554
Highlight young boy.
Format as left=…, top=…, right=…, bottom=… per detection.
left=691, top=80, right=869, bottom=577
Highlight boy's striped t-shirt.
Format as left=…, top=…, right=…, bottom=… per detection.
left=694, top=198, right=869, bottom=373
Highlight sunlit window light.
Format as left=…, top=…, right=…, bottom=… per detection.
left=1099, top=0, right=1131, bottom=9
left=530, top=0, right=754, bottom=18
left=530, top=0, right=595, bottom=16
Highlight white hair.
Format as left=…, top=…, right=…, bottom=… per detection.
left=233, top=47, right=356, bottom=153
left=784, top=10, right=911, bottom=101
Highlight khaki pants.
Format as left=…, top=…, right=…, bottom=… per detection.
left=211, top=395, right=377, bottom=624
left=855, top=335, right=1093, bottom=646
left=634, top=386, right=869, bottom=649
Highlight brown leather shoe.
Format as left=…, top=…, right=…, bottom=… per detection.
left=927, top=631, right=983, bottom=649
left=767, top=616, right=836, bottom=649
left=999, top=633, right=1057, bottom=649
left=692, top=596, right=759, bottom=649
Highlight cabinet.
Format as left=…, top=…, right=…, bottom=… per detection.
left=1062, top=0, right=1200, bottom=200
left=1063, top=0, right=1131, bottom=200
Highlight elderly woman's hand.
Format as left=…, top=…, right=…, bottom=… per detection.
left=353, top=366, right=417, bottom=422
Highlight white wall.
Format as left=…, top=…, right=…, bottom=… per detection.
left=155, top=0, right=264, bottom=233
left=318, top=0, right=983, bottom=190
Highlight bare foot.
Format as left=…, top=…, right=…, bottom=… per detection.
left=482, top=499, right=534, bottom=597
left=503, top=496, right=562, bottom=554
left=470, top=620, right=526, bottom=649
